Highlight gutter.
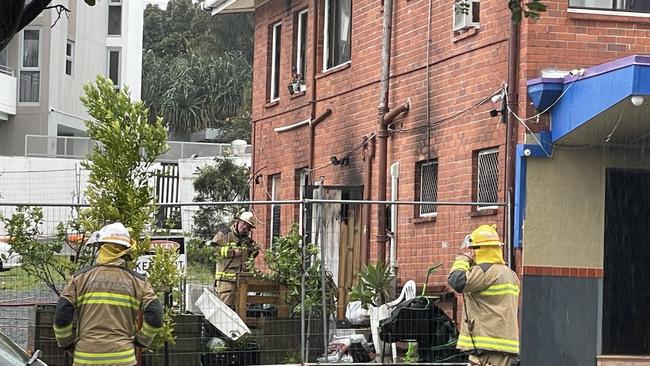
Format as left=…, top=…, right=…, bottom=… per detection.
left=273, top=109, right=332, bottom=133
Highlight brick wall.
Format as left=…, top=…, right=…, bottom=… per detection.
left=250, top=0, right=517, bottom=291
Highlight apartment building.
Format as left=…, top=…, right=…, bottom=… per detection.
left=207, top=0, right=650, bottom=364
left=0, top=0, right=144, bottom=157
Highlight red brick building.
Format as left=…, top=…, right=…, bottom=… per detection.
left=204, top=0, right=650, bottom=364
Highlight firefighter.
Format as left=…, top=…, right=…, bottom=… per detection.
left=53, top=222, right=163, bottom=366
left=447, top=224, right=520, bottom=366
left=211, top=211, right=259, bottom=305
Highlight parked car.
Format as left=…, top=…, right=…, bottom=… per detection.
left=0, top=329, right=46, bottom=366
left=0, top=241, right=21, bottom=271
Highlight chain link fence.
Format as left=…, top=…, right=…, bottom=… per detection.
left=0, top=199, right=508, bottom=366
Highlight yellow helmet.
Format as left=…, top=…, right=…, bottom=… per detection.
left=466, top=224, right=503, bottom=248
left=238, top=211, right=256, bottom=228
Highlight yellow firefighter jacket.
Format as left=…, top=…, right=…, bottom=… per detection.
left=212, top=225, right=258, bottom=282
left=447, top=255, right=520, bottom=355
left=53, top=259, right=163, bottom=366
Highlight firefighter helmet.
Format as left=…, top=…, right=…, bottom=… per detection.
left=96, top=222, right=132, bottom=248
left=465, top=224, right=503, bottom=248
left=238, top=211, right=256, bottom=228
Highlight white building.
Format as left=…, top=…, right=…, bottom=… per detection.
left=0, top=0, right=144, bottom=157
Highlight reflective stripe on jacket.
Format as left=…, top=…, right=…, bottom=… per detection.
left=447, top=255, right=520, bottom=355
left=54, top=260, right=162, bottom=366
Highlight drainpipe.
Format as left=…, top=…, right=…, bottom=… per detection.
left=362, top=135, right=375, bottom=265
left=308, top=0, right=319, bottom=172
left=504, top=17, right=521, bottom=269
left=375, top=0, right=395, bottom=265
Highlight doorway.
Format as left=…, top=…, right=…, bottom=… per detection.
left=603, top=168, right=650, bottom=355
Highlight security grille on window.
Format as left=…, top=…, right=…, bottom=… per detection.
left=324, top=0, right=351, bottom=70
left=419, top=161, right=438, bottom=216
left=20, top=29, right=40, bottom=103
left=269, top=174, right=281, bottom=245
left=569, top=0, right=650, bottom=12
left=477, top=148, right=498, bottom=209
left=108, top=0, right=122, bottom=35
left=268, top=22, right=281, bottom=101
left=65, top=40, right=74, bottom=76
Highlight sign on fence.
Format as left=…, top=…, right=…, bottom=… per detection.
left=135, top=236, right=187, bottom=275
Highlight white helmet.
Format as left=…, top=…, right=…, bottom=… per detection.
left=238, top=211, right=256, bottom=228
left=96, top=222, right=132, bottom=248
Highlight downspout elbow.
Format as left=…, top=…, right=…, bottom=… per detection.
left=383, top=99, right=411, bottom=125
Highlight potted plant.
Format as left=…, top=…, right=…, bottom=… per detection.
left=287, top=72, right=304, bottom=95
left=349, top=263, right=395, bottom=356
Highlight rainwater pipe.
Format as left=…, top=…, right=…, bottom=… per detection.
left=362, top=134, right=374, bottom=266
left=308, top=0, right=320, bottom=172
left=504, top=13, right=521, bottom=270
left=376, top=0, right=410, bottom=263
left=389, top=162, right=399, bottom=273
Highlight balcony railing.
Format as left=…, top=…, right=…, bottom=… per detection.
left=24, top=135, right=252, bottom=160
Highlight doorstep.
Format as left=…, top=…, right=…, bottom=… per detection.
left=597, top=355, right=650, bottom=366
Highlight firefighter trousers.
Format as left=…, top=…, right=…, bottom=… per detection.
left=468, top=351, right=513, bottom=366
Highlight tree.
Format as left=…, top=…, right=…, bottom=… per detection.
left=142, top=51, right=252, bottom=139
left=141, top=0, right=253, bottom=140
left=191, top=157, right=250, bottom=240
left=79, top=75, right=168, bottom=260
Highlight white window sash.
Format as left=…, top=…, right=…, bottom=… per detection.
left=20, top=28, right=40, bottom=72
left=107, top=49, right=121, bottom=87
left=66, top=41, right=74, bottom=75
left=323, top=0, right=331, bottom=72
left=270, top=22, right=281, bottom=101
left=295, top=10, right=308, bottom=79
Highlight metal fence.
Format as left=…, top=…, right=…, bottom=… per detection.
left=0, top=199, right=509, bottom=365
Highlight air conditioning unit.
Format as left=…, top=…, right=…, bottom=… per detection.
left=453, top=0, right=480, bottom=32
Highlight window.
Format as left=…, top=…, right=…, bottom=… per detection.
left=65, top=40, right=74, bottom=76
left=0, top=48, right=7, bottom=68
left=268, top=174, right=281, bottom=245
left=293, top=10, right=308, bottom=83
left=20, top=29, right=40, bottom=103
left=569, top=0, right=650, bottom=12
left=416, top=160, right=438, bottom=217
left=108, top=0, right=122, bottom=35
left=268, top=22, right=281, bottom=101
left=453, top=0, right=480, bottom=32
left=476, top=148, right=499, bottom=210
left=323, top=0, right=351, bottom=70
left=107, top=49, right=120, bottom=89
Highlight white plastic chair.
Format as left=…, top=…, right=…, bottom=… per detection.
left=375, top=280, right=417, bottom=362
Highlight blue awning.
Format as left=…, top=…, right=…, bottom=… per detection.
left=527, top=55, right=650, bottom=145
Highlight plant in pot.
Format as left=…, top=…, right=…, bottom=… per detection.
left=287, top=72, right=304, bottom=95
left=349, top=262, right=395, bottom=357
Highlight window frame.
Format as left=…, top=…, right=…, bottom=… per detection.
left=108, top=0, right=122, bottom=36
left=0, top=48, right=7, bottom=69
left=19, top=27, right=41, bottom=104
left=294, top=9, right=308, bottom=83
left=475, top=147, right=499, bottom=211
left=416, top=160, right=439, bottom=218
left=323, top=0, right=352, bottom=72
left=65, top=40, right=74, bottom=76
left=268, top=21, right=282, bottom=102
left=107, top=48, right=121, bottom=89
left=568, top=0, right=650, bottom=13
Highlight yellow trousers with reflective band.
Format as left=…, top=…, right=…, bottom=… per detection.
left=468, top=351, right=512, bottom=366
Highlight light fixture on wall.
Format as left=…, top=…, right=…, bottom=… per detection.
left=631, top=95, right=644, bottom=107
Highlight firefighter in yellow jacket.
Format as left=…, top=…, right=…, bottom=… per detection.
left=447, top=224, right=520, bottom=366
left=53, top=222, right=163, bottom=366
left=211, top=211, right=259, bottom=305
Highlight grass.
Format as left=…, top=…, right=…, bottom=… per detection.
left=185, top=261, right=214, bottom=285
left=0, top=267, right=39, bottom=290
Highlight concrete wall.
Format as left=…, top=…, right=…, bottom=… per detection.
left=524, top=146, right=650, bottom=268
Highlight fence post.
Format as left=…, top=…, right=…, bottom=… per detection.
left=316, top=182, right=328, bottom=358
left=301, top=199, right=307, bottom=364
